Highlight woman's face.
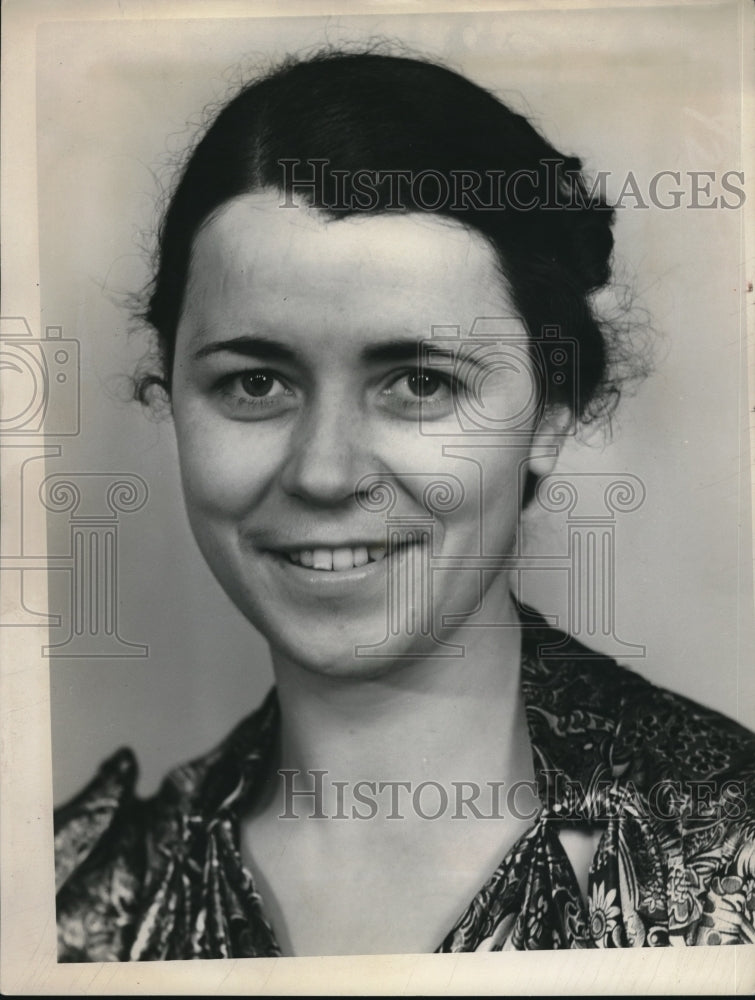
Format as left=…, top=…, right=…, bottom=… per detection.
left=171, top=192, right=562, bottom=676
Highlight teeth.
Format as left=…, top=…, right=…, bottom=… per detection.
left=352, top=546, right=369, bottom=567
left=332, top=547, right=354, bottom=571
left=285, top=543, right=390, bottom=571
left=312, top=548, right=333, bottom=571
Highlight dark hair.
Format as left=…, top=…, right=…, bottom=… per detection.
left=139, top=48, right=636, bottom=425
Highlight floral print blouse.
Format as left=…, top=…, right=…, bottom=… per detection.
left=54, top=609, right=755, bottom=959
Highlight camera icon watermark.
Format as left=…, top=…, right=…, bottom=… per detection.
left=1, top=316, right=149, bottom=656
left=417, top=317, right=578, bottom=438
left=0, top=317, right=79, bottom=436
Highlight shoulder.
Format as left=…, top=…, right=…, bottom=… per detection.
left=54, top=737, right=224, bottom=963
left=612, top=661, right=755, bottom=791
left=519, top=608, right=755, bottom=790
left=55, top=747, right=147, bottom=961
left=54, top=748, right=140, bottom=892
left=54, top=690, right=279, bottom=961
left=521, top=611, right=755, bottom=945
left=611, top=676, right=755, bottom=945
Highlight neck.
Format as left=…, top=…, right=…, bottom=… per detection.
left=268, top=594, right=533, bottom=801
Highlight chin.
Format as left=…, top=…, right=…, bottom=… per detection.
left=266, top=624, right=452, bottom=681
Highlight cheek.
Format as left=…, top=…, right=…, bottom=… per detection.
left=380, top=428, right=528, bottom=512
left=173, top=405, right=283, bottom=522
left=437, top=447, right=530, bottom=548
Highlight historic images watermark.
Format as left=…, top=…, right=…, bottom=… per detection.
left=278, top=768, right=748, bottom=823
left=279, top=159, right=746, bottom=212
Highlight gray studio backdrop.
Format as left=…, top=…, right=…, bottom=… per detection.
left=29, top=5, right=753, bottom=802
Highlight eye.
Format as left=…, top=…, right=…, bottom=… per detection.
left=217, top=368, right=296, bottom=418
left=380, top=367, right=457, bottom=418
left=240, top=371, right=282, bottom=398
left=405, top=371, right=443, bottom=398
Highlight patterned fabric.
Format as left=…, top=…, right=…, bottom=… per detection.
left=55, top=609, right=755, bottom=960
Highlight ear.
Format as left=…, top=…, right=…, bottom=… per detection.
left=526, top=406, right=573, bottom=478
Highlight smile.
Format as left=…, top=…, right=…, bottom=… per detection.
left=269, top=534, right=428, bottom=574
left=287, top=545, right=386, bottom=571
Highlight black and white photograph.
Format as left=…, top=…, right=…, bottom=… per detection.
left=2, top=0, right=754, bottom=993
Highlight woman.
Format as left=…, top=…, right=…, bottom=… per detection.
left=54, top=49, right=755, bottom=958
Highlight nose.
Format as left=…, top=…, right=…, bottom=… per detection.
left=279, top=391, right=365, bottom=506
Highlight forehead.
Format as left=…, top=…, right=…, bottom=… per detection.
left=180, top=192, right=514, bottom=348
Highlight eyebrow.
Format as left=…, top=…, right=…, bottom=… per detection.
left=363, top=340, right=457, bottom=366
left=191, top=334, right=485, bottom=370
left=192, top=336, right=297, bottom=364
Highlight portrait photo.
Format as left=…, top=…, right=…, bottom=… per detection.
left=2, top=0, right=754, bottom=994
